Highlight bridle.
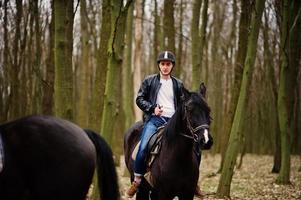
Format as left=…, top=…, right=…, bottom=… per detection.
left=180, top=103, right=209, bottom=142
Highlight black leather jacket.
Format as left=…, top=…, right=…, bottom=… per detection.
left=136, top=74, right=185, bottom=121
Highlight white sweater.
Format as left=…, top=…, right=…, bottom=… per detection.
left=156, top=78, right=175, bottom=118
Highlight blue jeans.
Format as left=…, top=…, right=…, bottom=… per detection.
left=134, top=116, right=169, bottom=176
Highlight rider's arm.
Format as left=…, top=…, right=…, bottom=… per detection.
left=136, top=78, right=156, bottom=114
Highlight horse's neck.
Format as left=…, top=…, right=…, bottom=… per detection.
left=160, top=108, right=196, bottom=161
left=162, top=130, right=194, bottom=162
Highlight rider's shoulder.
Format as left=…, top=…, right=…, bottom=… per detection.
left=145, top=74, right=158, bottom=79
left=143, top=74, right=159, bottom=82
left=171, top=76, right=183, bottom=86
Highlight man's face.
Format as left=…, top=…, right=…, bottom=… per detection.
left=159, top=60, right=173, bottom=76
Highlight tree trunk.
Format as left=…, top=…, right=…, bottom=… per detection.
left=24, top=2, right=34, bottom=115
left=218, top=0, right=251, bottom=172
left=297, top=81, right=301, bottom=156
left=1, top=0, right=10, bottom=122
left=263, top=9, right=281, bottom=173
left=32, top=0, right=42, bottom=114
left=89, top=0, right=111, bottom=131
left=175, top=0, right=184, bottom=78
left=199, top=0, right=208, bottom=83
left=191, top=0, right=201, bottom=90
left=10, top=0, right=23, bottom=119
left=42, top=0, right=55, bottom=115
left=54, top=0, right=74, bottom=120
left=288, top=0, right=301, bottom=155
left=101, top=0, right=133, bottom=145
left=276, top=0, right=291, bottom=183
left=77, top=0, right=90, bottom=127
left=210, top=1, right=225, bottom=154
left=123, top=2, right=135, bottom=130
left=217, top=0, right=265, bottom=197
left=163, top=0, right=176, bottom=53
left=20, top=7, right=30, bottom=115
left=133, top=0, right=143, bottom=121
left=153, top=0, right=161, bottom=74
left=89, top=0, right=112, bottom=191
left=276, top=0, right=301, bottom=184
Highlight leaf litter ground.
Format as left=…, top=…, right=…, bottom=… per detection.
left=117, top=154, right=301, bottom=200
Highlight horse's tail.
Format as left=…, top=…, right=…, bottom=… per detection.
left=84, top=129, right=119, bottom=200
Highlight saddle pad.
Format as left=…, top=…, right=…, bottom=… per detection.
left=130, top=128, right=165, bottom=187
left=0, top=134, right=4, bottom=173
left=131, top=126, right=165, bottom=161
left=131, top=141, right=141, bottom=160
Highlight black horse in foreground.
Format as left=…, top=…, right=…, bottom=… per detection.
left=124, top=83, right=212, bottom=200
left=0, top=115, right=119, bottom=200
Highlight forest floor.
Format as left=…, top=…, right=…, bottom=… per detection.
left=117, top=154, right=301, bottom=200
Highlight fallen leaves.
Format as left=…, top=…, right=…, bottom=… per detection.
left=197, top=154, right=301, bottom=200
left=118, top=154, right=301, bottom=199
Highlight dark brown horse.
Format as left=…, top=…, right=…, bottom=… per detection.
left=124, top=84, right=212, bottom=200
left=0, top=115, right=119, bottom=200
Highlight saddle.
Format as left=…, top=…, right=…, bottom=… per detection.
left=131, top=125, right=165, bottom=167
left=131, top=126, right=165, bottom=187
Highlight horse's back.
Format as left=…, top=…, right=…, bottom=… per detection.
left=1, top=115, right=96, bottom=165
left=0, top=115, right=96, bottom=200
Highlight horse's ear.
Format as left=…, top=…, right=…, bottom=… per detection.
left=181, top=87, right=191, bottom=101
left=199, top=82, right=206, bottom=97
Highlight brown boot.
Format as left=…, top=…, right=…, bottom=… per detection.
left=126, top=181, right=140, bottom=198
left=195, top=184, right=205, bottom=198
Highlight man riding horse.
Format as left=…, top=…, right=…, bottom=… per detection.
left=126, top=51, right=204, bottom=198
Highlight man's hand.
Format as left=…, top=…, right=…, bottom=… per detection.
left=154, top=105, right=163, bottom=116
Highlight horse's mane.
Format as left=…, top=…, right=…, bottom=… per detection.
left=164, top=103, right=183, bottom=142
left=164, top=91, right=211, bottom=142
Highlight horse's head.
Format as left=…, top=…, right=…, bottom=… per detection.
left=181, top=83, right=213, bottom=149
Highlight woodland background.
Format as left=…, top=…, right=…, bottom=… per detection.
left=0, top=0, right=300, bottom=198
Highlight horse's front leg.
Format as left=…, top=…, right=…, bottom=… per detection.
left=136, top=189, right=150, bottom=200
left=149, top=189, right=158, bottom=200
left=156, top=192, right=174, bottom=200
left=136, top=180, right=150, bottom=200
left=178, top=193, right=194, bottom=200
